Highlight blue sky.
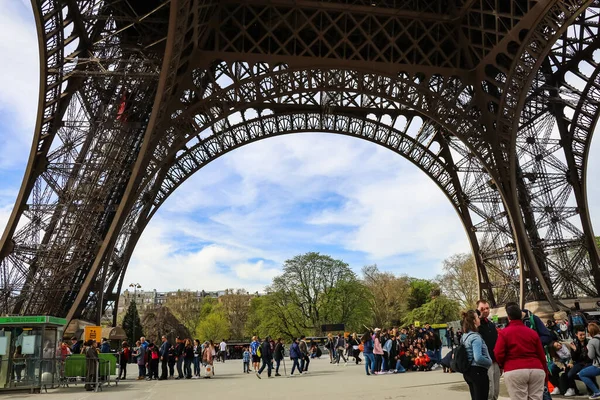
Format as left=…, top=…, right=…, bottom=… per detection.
left=1, top=2, right=599, bottom=294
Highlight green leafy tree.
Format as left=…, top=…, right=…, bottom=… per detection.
left=407, top=279, right=439, bottom=310
left=196, top=305, right=230, bottom=341
left=220, top=289, right=252, bottom=339
left=436, top=253, right=480, bottom=310
left=403, top=296, right=460, bottom=325
left=266, top=252, right=371, bottom=336
left=122, top=301, right=144, bottom=344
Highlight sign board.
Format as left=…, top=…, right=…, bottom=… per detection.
left=0, top=337, right=7, bottom=356
left=84, top=326, right=102, bottom=342
left=0, top=316, right=67, bottom=326
left=22, top=335, right=37, bottom=354
left=492, top=315, right=499, bottom=323
left=321, top=324, right=345, bottom=332
left=414, top=321, right=421, bottom=327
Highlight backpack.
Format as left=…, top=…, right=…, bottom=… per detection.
left=451, top=333, right=473, bottom=374
left=571, top=312, right=587, bottom=328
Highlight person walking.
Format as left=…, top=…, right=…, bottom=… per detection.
left=461, top=310, right=493, bottom=400
left=578, top=322, right=600, bottom=398
left=219, top=339, right=227, bottom=363
left=478, top=299, right=501, bottom=400
left=250, top=336, right=261, bottom=372
left=495, top=303, right=548, bottom=400
left=289, top=338, right=302, bottom=376
left=335, top=333, right=347, bottom=365
left=299, top=336, right=310, bottom=373
left=274, top=338, right=285, bottom=376
left=256, top=336, right=273, bottom=379
left=158, top=335, right=171, bottom=380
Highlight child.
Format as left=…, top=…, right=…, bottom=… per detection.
left=149, top=345, right=160, bottom=380
left=242, top=346, right=250, bottom=374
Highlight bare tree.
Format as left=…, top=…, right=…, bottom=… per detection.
left=362, top=265, right=410, bottom=328
left=164, top=290, right=203, bottom=334
left=437, top=253, right=479, bottom=310
left=142, top=306, right=190, bottom=343
left=220, top=289, right=251, bottom=339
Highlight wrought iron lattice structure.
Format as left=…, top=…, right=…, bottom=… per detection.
left=1, top=0, right=600, bottom=323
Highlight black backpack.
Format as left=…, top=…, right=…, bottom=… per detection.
left=451, top=333, right=472, bottom=374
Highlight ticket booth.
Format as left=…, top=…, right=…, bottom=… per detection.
left=0, top=316, right=66, bottom=393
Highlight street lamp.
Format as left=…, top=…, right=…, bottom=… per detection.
left=129, top=283, right=141, bottom=344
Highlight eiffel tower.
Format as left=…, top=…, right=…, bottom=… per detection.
left=1, top=0, right=600, bottom=325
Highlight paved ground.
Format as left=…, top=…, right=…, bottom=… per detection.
left=7, top=357, right=515, bottom=400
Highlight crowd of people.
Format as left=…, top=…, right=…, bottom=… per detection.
left=456, top=299, right=600, bottom=400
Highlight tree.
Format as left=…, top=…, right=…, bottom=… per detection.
left=220, top=289, right=252, bottom=339
left=403, top=296, right=460, bottom=326
left=196, top=305, right=230, bottom=341
left=122, top=301, right=144, bottom=345
left=142, top=306, right=190, bottom=343
left=267, top=252, right=371, bottom=336
left=362, top=265, right=410, bottom=328
left=164, top=290, right=203, bottom=334
left=407, top=279, right=439, bottom=310
left=436, top=253, right=480, bottom=310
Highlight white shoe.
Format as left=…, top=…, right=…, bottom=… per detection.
left=550, top=387, right=560, bottom=395
left=565, top=388, right=576, bottom=397
left=344, top=362, right=347, bottom=366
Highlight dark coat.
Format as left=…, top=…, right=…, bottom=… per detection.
left=479, top=318, right=498, bottom=362
left=289, top=342, right=301, bottom=359
left=274, top=343, right=285, bottom=361
left=159, top=341, right=171, bottom=358
left=260, top=341, right=273, bottom=361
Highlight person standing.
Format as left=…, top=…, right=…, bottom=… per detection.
left=158, top=335, right=170, bottom=380
left=84, top=340, right=99, bottom=391
left=578, top=322, right=600, bottom=399
left=193, top=339, right=201, bottom=378
left=242, top=346, right=251, bottom=374
left=274, top=338, right=285, bottom=376
left=183, top=339, right=194, bottom=379
left=362, top=331, right=375, bottom=375
left=477, top=299, right=500, bottom=400
left=118, top=342, right=130, bottom=380
left=174, top=337, right=185, bottom=379
left=326, top=333, right=335, bottom=363
left=461, top=310, right=492, bottom=400
left=495, top=303, right=548, bottom=400
left=256, top=336, right=273, bottom=379
left=250, top=336, right=261, bottom=372
left=219, top=339, right=227, bottom=363
left=134, top=340, right=147, bottom=380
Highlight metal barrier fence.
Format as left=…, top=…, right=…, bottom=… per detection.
left=62, top=354, right=117, bottom=392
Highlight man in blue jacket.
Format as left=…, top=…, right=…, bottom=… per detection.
left=159, top=335, right=171, bottom=380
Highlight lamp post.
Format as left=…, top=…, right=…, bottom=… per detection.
left=129, top=283, right=141, bottom=344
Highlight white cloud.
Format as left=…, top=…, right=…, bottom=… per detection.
left=0, top=2, right=38, bottom=169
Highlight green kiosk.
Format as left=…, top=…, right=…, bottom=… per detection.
left=0, top=315, right=66, bottom=393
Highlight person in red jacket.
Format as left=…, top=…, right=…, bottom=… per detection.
left=495, top=303, right=549, bottom=400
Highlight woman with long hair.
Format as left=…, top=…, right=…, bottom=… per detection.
left=461, top=310, right=492, bottom=400
left=361, top=331, right=375, bottom=376
left=326, top=333, right=335, bottom=363
left=373, top=330, right=384, bottom=374
left=193, top=339, right=201, bottom=378
left=183, top=339, right=194, bottom=379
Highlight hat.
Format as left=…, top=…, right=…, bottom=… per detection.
left=374, top=328, right=381, bottom=332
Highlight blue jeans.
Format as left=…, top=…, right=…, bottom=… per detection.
left=291, top=358, right=301, bottom=375
left=364, top=353, right=375, bottom=375
left=193, top=357, right=200, bottom=376
left=579, top=365, right=600, bottom=394
left=395, top=360, right=406, bottom=373
left=434, top=348, right=442, bottom=363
